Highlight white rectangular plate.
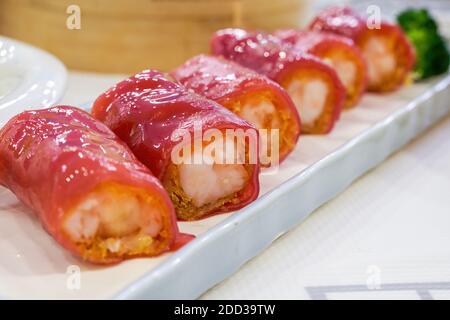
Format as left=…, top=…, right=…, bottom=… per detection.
left=0, top=75, right=449, bottom=299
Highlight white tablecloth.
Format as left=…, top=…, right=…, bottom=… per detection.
left=62, top=71, right=450, bottom=300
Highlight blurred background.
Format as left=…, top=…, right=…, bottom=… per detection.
left=1, top=0, right=449, bottom=74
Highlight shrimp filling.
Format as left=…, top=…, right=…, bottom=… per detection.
left=239, top=100, right=280, bottom=130
left=329, top=59, right=357, bottom=91
left=286, top=78, right=328, bottom=125
left=362, top=36, right=396, bottom=87
left=177, top=137, right=249, bottom=208
left=237, top=98, right=281, bottom=166
left=63, top=183, right=166, bottom=258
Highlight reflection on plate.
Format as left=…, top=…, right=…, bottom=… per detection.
left=0, top=36, right=66, bottom=126
left=0, top=66, right=22, bottom=100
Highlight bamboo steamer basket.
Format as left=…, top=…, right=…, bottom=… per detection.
left=0, top=0, right=310, bottom=73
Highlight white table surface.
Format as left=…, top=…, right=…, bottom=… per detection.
left=61, top=71, right=450, bottom=300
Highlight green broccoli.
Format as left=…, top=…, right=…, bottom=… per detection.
left=397, top=8, right=450, bottom=80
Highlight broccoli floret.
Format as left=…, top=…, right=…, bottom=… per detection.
left=397, top=8, right=449, bottom=80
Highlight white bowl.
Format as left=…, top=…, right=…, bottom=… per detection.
left=0, top=36, right=67, bottom=127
